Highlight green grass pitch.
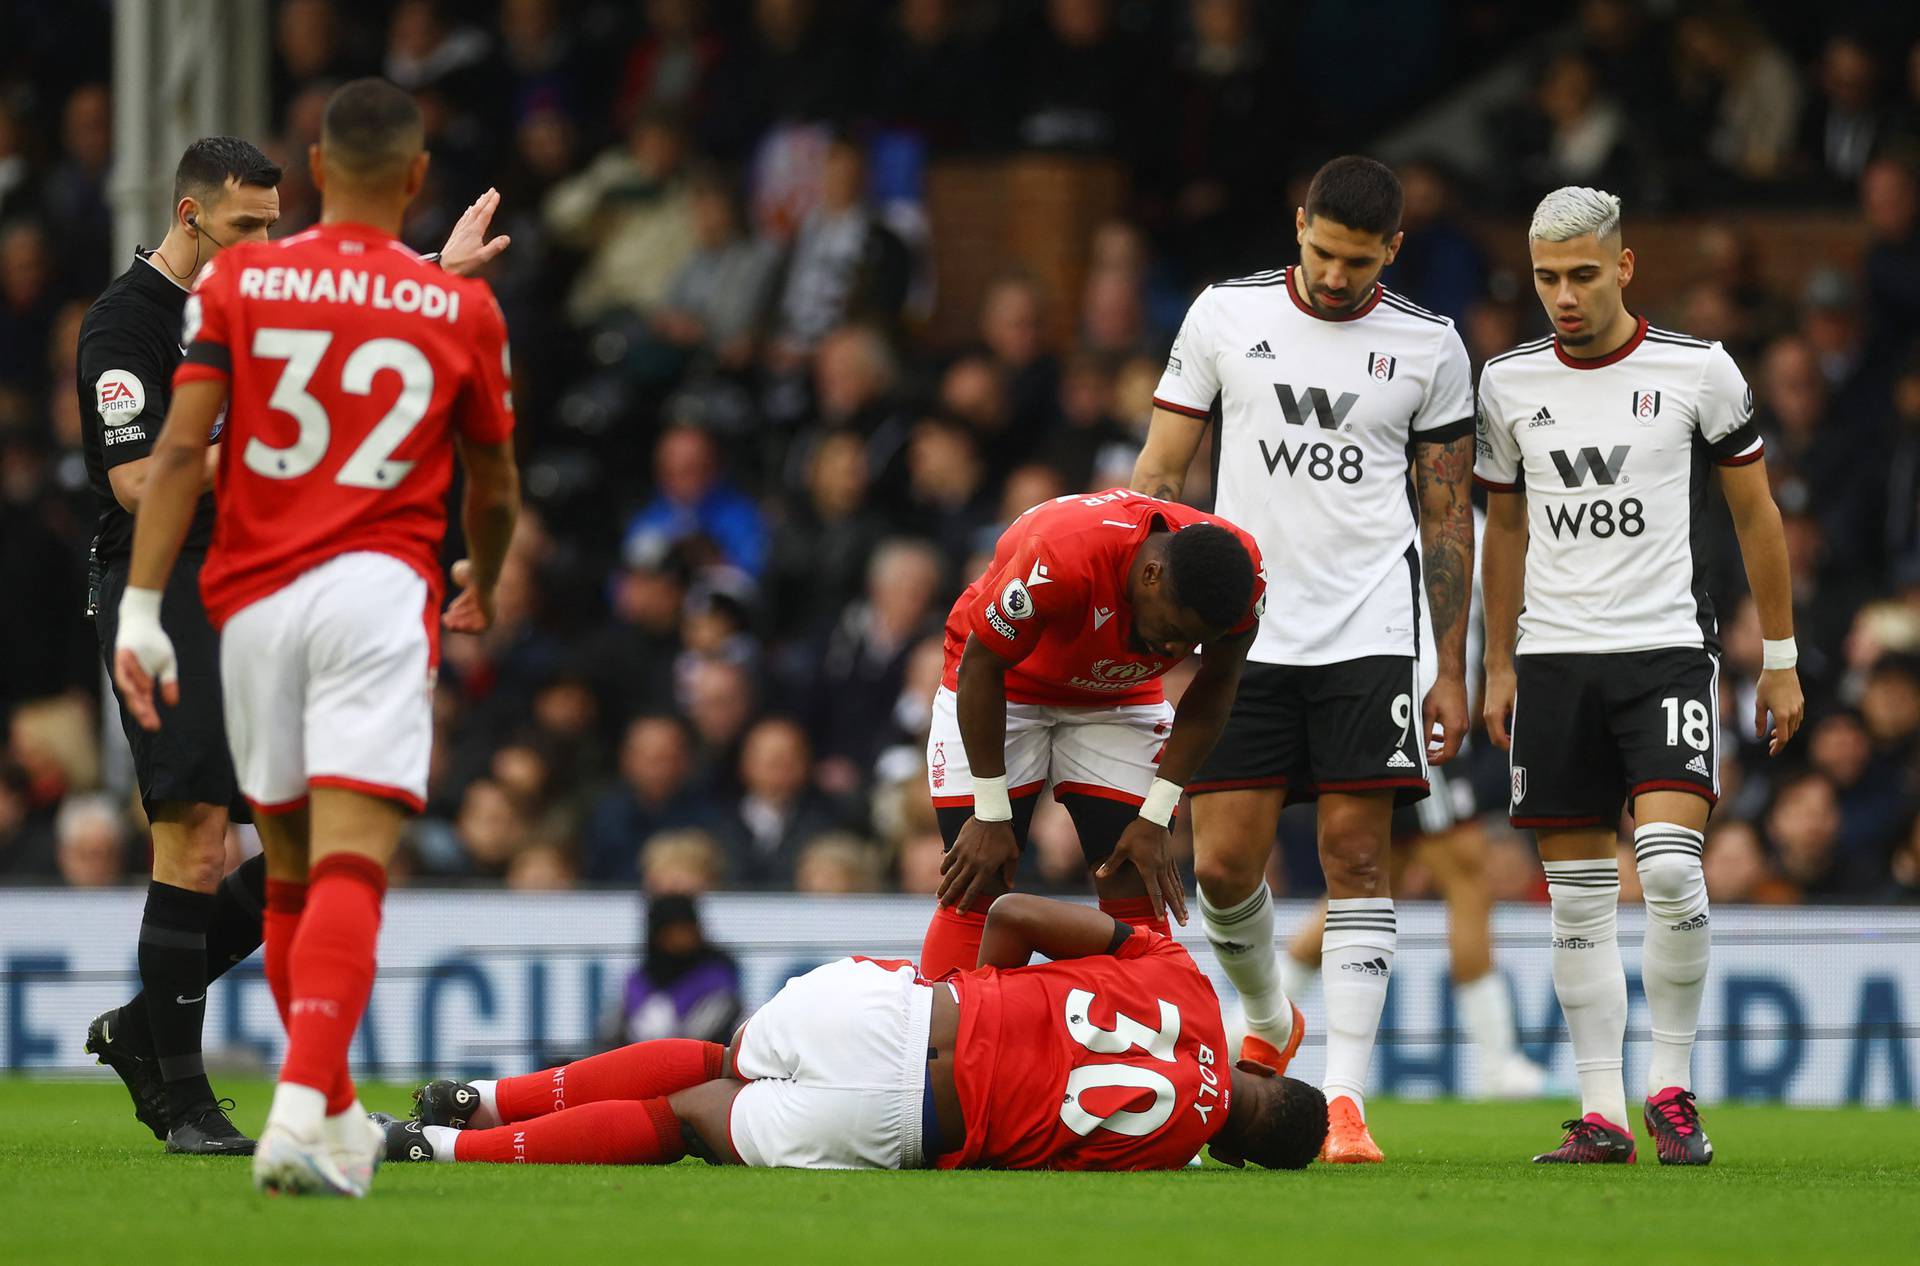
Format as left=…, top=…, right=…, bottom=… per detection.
left=4, top=1079, right=1915, bottom=1265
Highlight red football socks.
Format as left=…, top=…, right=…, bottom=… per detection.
left=263, top=878, right=307, bottom=1026
left=1099, top=896, right=1171, bottom=939
left=493, top=1040, right=726, bottom=1125
left=920, top=904, right=988, bottom=977
left=453, top=1098, right=687, bottom=1165
left=279, top=853, right=386, bottom=1115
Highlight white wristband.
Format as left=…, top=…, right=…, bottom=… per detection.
left=119, top=586, right=164, bottom=628
left=1139, top=777, right=1181, bottom=828
left=972, top=775, right=1013, bottom=823
left=1762, top=637, right=1798, bottom=671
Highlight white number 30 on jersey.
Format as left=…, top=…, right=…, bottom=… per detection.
left=1058, top=989, right=1181, bottom=1138
left=245, top=327, right=433, bottom=488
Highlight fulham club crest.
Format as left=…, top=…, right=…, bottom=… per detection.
left=1630, top=389, right=1662, bottom=423
left=1366, top=351, right=1397, bottom=381
left=1511, top=766, right=1528, bottom=806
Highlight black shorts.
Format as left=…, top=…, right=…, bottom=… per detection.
left=95, top=556, right=250, bottom=822
left=1508, top=648, right=1719, bottom=830
left=1189, top=656, right=1429, bottom=807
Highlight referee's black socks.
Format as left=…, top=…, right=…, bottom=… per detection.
left=124, top=854, right=268, bottom=1122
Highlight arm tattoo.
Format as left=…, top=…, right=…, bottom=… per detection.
left=1414, top=434, right=1474, bottom=666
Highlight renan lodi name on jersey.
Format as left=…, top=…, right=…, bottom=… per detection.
left=235, top=266, right=462, bottom=322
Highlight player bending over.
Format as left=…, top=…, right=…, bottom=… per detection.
left=376, top=894, right=1326, bottom=1171
left=920, top=489, right=1264, bottom=978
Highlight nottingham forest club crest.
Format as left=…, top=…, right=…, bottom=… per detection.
left=1631, top=390, right=1662, bottom=423
left=1367, top=352, right=1397, bottom=381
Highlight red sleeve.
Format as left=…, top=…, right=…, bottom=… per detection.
left=963, top=533, right=1078, bottom=667
left=1112, top=924, right=1192, bottom=965
left=455, top=286, right=516, bottom=444
left=174, top=256, right=236, bottom=388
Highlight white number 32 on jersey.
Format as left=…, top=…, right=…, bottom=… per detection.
left=244, top=327, right=434, bottom=488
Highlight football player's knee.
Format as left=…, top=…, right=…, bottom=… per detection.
left=1636, top=851, right=1707, bottom=922
left=1318, top=830, right=1385, bottom=894
left=1194, top=849, right=1265, bottom=906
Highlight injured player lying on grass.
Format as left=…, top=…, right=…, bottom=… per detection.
left=376, top=894, right=1326, bottom=1171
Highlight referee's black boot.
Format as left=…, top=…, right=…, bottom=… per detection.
left=165, top=1098, right=256, bottom=1156
left=85, top=1009, right=168, bottom=1142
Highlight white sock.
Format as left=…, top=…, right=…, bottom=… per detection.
left=1320, top=898, right=1396, bottom=1118
left=1200, top=884, right=1293, bottom=1047
left=267, top=1081, right=328, bottom=1136
left=1454, top=971, right=1519, bottom=1072
left=425, top=1125, right=461, bottom=1162
left=1635, top=822, right=1710, bottom=1097
left=1280, top=952, right=1318, bottom=1003
left=322, top=1098, right=367, bottom=1148
left=467, top=1078, right=503, bottom=1128
left=1544, top=860, right=1627, bottom=1128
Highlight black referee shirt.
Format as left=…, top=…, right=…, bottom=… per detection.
left=77, top=251, right=216, bottom=563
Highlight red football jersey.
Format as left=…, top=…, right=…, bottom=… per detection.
left=940, top=490, right=1266, bottom=707
left=174, top=222, right=515, bottom=634
left=940, top=928, right=1231, bottom=1171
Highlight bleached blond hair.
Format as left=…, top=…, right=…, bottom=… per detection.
left=1529, top=186, right=1623, bottom=243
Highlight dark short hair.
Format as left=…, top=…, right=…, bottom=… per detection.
left=1165, top=523, right=1254, bottom=632
left=1305, top=155, right=1404, bottom=239
left=1236, top=1076, right=1327, bottom=1170
left=173, top=136, right=282, bottom=206
left=321, top=77, right=424, bottom=175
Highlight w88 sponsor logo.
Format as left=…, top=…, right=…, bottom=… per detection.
left=1545, top=498, right=1645, bottom=540
left=1258, top=438, right=1363, bottom=484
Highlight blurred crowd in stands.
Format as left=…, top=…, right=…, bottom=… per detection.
left=5, top=0, right=1920, bottom=907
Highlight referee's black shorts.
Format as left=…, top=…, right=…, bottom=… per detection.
left=95, top=554, right=250, bottom=823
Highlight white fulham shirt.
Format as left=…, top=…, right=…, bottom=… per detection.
left=1152, top=267, right=1475, bottom=665
left=1474, top=318, right=1764, bottom=655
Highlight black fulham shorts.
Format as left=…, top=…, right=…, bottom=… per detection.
left=95, top=556, right=250, bottom=822
left=1189, top=656, right=1429, bottom=807
left=1508, top=648, right=1720, bottom=830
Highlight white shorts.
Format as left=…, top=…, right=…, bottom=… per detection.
left=219, top=550, right=434, bottom=815
left=729, top=957, right=934, bottom=1170
left=925, top=685, right=1174, bottom=810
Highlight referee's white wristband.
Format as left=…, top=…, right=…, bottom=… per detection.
left=119, top=586, right=164, bottom=627
left=972, top=775, right=1013, bottom=823
left=1762, top=637, right=1798, bottom=671
left=1139, top=777, right=1182, bottom=828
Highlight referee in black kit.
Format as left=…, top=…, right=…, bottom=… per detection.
left=79, top=137, right=510, bottom=1153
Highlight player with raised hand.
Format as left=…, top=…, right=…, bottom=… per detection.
left=78, top=140, right=509, bottom=1156
left=377, top=892, right=1327, bottom=1172
left=1476, top=187, right=1802, bottom=1165
left=113, top=78, right=521, bottom=1197
left=915, top=489, right=1265, bottom=977
left=1132, top=156, right=1478, bottom=1163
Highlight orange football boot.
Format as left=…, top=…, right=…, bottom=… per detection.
left=1237, top=1000, right=1306, bottom=1076
left=1319, top=1095, right=1384, bottom=1164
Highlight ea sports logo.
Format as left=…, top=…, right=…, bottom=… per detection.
left=1089, top=658, right=1155, bottom=683
left=94, top=369, right=146, bottom=425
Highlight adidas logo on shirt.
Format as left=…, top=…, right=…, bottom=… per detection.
left=1387, top=749, right=1416, bottom=769
left=1341, top=957, right=1391, bottom=977
left=1526, top=406, right=1556, bottom=428
left=1245, top=340, right=1276, bottom=359
left=1685, top=753, right=1711, bottom=776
